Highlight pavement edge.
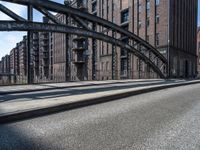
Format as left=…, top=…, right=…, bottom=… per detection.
left=1, top=80, right=200, bottom=124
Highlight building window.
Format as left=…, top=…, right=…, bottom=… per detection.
left=147, top=9, right=150, bottom=17
left=146, top=35, right=149, bottom=43
left=107, top=0, right=109, bottom=19
left=106, top=61, right=109, bottom=71
left=138, top=4, right=142, bottom=13
left=121, top=59, right=127, bottom=75
left=146, top=0, right=150, bottom=17
left=137, top=59, right=139, bottom=71
left=121, top=49, right=127, bottom=56
left=146, top=0, right=150, bottom=9
left=101, top=62, right=104, bottom=71
left=122, top=24, right=129, bottom=31
left=156, top=0, right=160, bottom=6
left=102, top=43, right=104, bottom=55
left=102, top=6, right=104, bottom=18
left=92, top=1, right=97, bottom=12
left=146, top=17, right=150, bottom=27
left=121, top=9, right=129, bottom=23
left=122, top=37, right=129, bottom=44
left=156, top=14, right=160, bottom=24
left=107, top=43, right=109, bottom=54
left=156, top=33, right=160, bottom=46
left=138, top=20, right=142, bottom=29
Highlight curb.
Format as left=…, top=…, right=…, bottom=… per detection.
left=1, top=80, right=200, bottom=124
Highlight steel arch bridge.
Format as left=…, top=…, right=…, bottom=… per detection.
left=0, top=0, right=168, bottom=83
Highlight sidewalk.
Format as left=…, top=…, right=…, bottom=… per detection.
left=0, top=79, right=162, bottom=94
left=1, top=79, right=200, bottom=123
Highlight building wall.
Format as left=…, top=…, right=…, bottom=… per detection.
left=49, top=32, right=54, bottom=80
left=87, top=0, right=161, bottom=80
left=197, top=28, right=200, bottom=74
left=168, top=0, right=198, bottom=78
left=3, top=55, right=10, bottom=74
left=87, top=0, right=197, bottom=79
left=10, top=49, right=15, bottom=83
left=52, top=14, right=67, bottom=82
left=0, top=55, right=10, bottom=84
left=0, top=61, right=2, bottom=73
left=18, top=36, right=27, bottom=83
left=0, top=0, right=197, bottom=84
left=10, top=49, right=15, bottom=75
left=14, top=46, right=20, bottom=77
left=33, top=32, right=40, bottom=81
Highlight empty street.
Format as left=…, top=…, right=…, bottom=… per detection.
left=1, top=83, right=200, bottom=150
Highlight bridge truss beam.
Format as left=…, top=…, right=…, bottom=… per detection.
left=0, top=0, right=168, bottom=81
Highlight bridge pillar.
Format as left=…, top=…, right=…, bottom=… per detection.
left=27, top=5, right=33, bottom=84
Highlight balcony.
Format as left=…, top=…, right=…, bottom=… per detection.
left=78, top=4, right=87, bottom=11
left=121, top=55, right=128, bottom=59
left=43, top=53, right=49, bottom=59
left=121, top=50, right=128, bottom=59
left=120, top=70, right=127, bottom=77
left=92, top=1, right=97, bottom=12
left=73, top=37, right=86, bottom=42
left=41, top=41, right=49, bottom=46
left=73, top=56, right=85, bottom=65
left=72, top=47, right=86, bottom=51
left=73, top=61, right=85, bottom=65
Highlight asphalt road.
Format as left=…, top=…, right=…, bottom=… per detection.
left=1, top=83, right=200, bottom=150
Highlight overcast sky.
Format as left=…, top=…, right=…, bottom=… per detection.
left=0, top=0, right=200, bottom=58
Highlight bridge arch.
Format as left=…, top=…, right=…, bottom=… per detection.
left=0, top=0, right=168, bottom=80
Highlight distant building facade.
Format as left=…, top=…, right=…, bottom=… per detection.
left=18, top=36, right=27, bottom=83
left=32, top=17, right=51, bottom=83
left=197, top=27, right=200, bottom=74
left=0, top=61, right=2, bottom=73
left=2, top=55, right=10, bottom=74
left=0, top=0, right=198, bottom=85
left=34, top=0, right=200, bottom=81
left=52, top=1, right=89, bottom=82
left=52, top=14, right=68, bottom=82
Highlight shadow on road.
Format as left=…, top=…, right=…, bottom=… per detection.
left=0, top=123, right=61, bottom=150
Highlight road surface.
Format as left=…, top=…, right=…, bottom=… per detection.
left=1, top=83, right=200, bottom=150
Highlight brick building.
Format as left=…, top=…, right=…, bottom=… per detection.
left=10, top=48, right=15, bottom=83
left=0, top=55, right=10, bottom=84
left=49, top=0, right=198, bottom=81
left=32, top=17, right=51, bottom=83
left=33, top=32, right=40, bottom=81
left=2, top=55, right=10, bottom=74
left=18, top=36, right=27, bottom=83
left=10, top=46, right=20, bottom=83
left=39, top=17, right=51, bottom=81
left=52, top=13, right=68, bottom=82
left=0, top=61, right=2, bottom=73
left=197, top=27, right=200, bottom=74
left=1, top=0, right=198, bottom=85
left=86, top=0, right=198, bottom=79
left=1, top=57, right=5, bottom=74
left=0, top=36, right=27, bottom=84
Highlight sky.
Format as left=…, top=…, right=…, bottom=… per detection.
left=0, top=0, right=200, bottom=58
left=0, top=0, right=62, bottom=58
